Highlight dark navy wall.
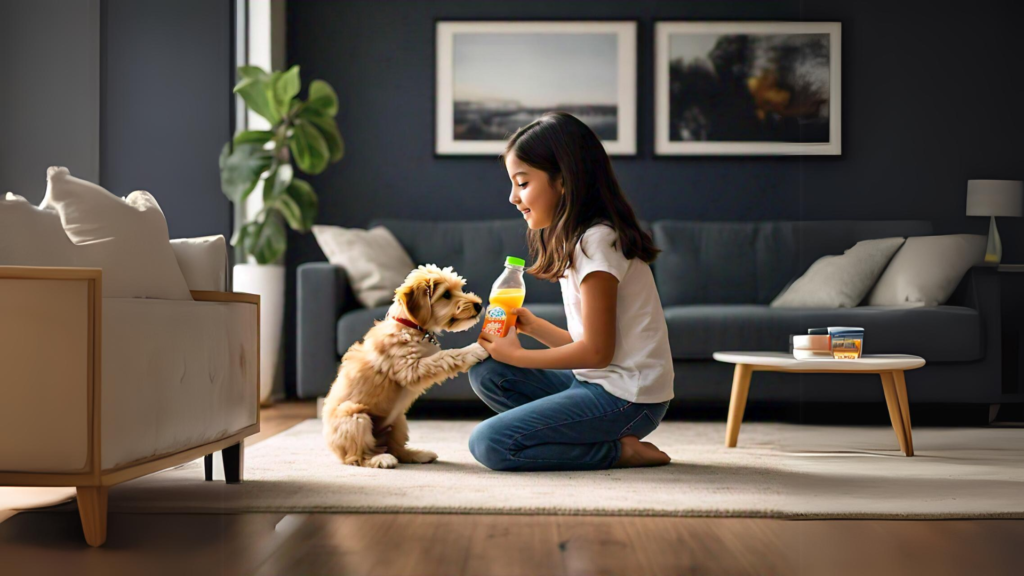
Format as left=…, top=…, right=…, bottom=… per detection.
left=101, top=0, right=234, bottom=240
left=284, top=0, right=1024, bottom=396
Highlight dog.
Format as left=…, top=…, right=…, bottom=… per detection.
left=322, top=264, right=489, bottom=468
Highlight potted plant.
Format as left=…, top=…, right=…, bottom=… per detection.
left=220, top=65, right=344, bottom=404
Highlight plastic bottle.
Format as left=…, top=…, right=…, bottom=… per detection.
left=481, top=256, right=526, bottom=338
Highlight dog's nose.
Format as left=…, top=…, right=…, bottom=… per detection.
left=473, top=302, right=482, bottom=313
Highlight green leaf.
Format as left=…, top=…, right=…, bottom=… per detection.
left=306, top=80, right=338, bottom=117
left=235, top=76, right=281, bottom=125
left=286, top=178, right=318, bottom=230
left=274, top=65, right=301, bottom=119
left=219, top=142, right=272, bottom=203
left=288, top=119, right=330, bottom=175
left=237, top=66, right=270, bottom=81
left=263, top=163, right=293, bottom=203
left=243, top=215, right=287, bottom=265
left=302, top=112, right=345, bottom=163
left=272, top=194, right=304, bottom=230
left=232, top=130, right=274, bottom=148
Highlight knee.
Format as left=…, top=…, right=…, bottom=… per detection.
left=469, top=358, right=503, bottom=399
left=468, top=420, right=513, bottom=471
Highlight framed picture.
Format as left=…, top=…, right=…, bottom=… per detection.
left=655, top=21, right=841, bottom=156
left=436, top=21, right=637, bottom=156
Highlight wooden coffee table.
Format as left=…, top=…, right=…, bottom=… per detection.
left=712, top=352, right=926, bottom=456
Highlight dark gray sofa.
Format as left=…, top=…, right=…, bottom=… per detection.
left=298, top=219, right=1003, bottom=406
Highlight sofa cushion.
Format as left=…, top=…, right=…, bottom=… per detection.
left=664, top=304, right=981, bottom=362
left=170, top=235, right=228, bottom=292
left=337, top=303, right=567, bottom=357
left=40, top=167, right=193, bottom=300
left=312, top=225, right=415, bottom=307
left=0, top=192, right=77, bottom=267
left=652, top=220, right=933, bottom=306
left=770, top=237, right=905, bottom=308
left=867, top=234, right=986, bottom=307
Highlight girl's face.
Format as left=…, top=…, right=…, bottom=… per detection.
left=505, top=152, right=562, bottom=230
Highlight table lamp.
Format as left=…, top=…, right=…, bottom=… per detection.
left=966, top=180, right=1023, bottom=265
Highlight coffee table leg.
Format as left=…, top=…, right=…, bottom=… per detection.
left=725, top=364, right=753, bottom=448
left=892, top=370, right=914, bottom=456
left=880, top=372, right=910, bottom=456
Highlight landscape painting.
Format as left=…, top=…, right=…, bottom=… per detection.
left=655, top=22, right=841, bottom=155
left=436, top=21, right=636, bottom=155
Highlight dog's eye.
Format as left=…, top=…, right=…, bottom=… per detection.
left=442, top=291, right=452, bottom=299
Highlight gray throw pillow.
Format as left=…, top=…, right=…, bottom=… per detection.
left=770, top=237, right=906, bottom=308
left=865, top=234, right=986, bottom=307
left=312, top=225, right=416, bottom=308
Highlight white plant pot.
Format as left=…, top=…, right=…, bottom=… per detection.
left=233, top=263, right=285, bottom=405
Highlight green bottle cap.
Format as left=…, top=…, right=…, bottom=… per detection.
left=505, top=256, right=525, bottom=267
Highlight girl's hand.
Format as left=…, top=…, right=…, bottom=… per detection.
left=512, top=307, right=540, bottom=336
left=477, top=326, right=524, bottom=364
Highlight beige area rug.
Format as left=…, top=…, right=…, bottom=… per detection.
left=33, top=419, right=1024, bottom=519
left=0, top=487, right=76, bottom=524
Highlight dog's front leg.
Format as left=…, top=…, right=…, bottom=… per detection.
left=394, top=342, right=489, bottom=388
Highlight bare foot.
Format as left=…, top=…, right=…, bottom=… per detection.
left=613, top=436, right=671, bottom=468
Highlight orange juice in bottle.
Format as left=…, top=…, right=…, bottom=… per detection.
left=481, top=256, right=526, bottom=337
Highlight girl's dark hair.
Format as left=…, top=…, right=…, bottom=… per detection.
left=501, top=112, right=659, bottom=282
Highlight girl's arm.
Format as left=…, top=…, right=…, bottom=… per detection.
left=478, top=271, right=617, bottom=370
left=517, top=311, right=573, bottom=348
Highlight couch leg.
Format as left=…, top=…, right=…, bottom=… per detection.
left=222, top=441, right=244, bottom=484
left=77, top=486, right=108, bottom=547
left=204, top=453, right=214, bottom=481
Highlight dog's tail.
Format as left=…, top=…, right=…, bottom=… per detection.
left=322, top=400, right=376, bottom=466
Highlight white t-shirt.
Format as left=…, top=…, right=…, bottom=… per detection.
left=558, top=223, right=675, bottom=403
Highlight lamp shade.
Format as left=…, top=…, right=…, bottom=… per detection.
left=966, top=180, right=1023, bottom=217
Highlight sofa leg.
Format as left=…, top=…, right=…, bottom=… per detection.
left=77, top=486, right=108, bottom=547
left=222, top=441, right=244, bottom=484
left=204, top=453, right=214, bottom=481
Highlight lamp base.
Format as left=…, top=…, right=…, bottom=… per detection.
left=983, top=215, right=1002, bottom=266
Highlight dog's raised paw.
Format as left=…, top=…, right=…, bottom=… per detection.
left=409, top=449, right=438, bottom=464
left=466, top=342, right=489, bottom=362
left=366, top=453, right=399, bottom=469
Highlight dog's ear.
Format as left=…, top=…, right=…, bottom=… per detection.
left=397, top=279, right=432, bottom=327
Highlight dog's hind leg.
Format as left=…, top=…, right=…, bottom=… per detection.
left=387, top=414, right=438, bottom=464
left=323, top=401, right=396, bottom=468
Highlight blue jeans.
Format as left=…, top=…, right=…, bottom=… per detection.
left=467, top=358, right=669, bottom=472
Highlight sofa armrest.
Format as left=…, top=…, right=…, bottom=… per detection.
left=297, top=263, right=356, bottom=399
left=948, top=266, right=1001, bottom=376
left=0, top=266, right=102, bottom=477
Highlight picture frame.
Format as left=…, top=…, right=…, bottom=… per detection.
left=436, top=21, right=637, bottom=156
left=655, top=21, right=841, bottom=156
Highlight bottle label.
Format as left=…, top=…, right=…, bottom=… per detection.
left=481, top=306, right=508, bottom=336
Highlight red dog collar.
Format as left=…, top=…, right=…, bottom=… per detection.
left=388, top=314, right=440, bottom=347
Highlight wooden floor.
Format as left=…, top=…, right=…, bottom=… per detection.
left=1, top=401, right=1021, bottom=576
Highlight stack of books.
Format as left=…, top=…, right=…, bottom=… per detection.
left=790, top=327, right=865, bottom=360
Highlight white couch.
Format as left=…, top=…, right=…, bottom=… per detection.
left=0, top=171, right=260, bottom=547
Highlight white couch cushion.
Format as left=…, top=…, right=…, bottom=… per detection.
left=41, top=167, right=192, bottom=300
left=101, top=298, right=258, bottom=469
left=171, top=235, right=228, bottom=292
left=0, top=193, right=76, bottom=266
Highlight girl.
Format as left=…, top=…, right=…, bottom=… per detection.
left=471, top=112, right=675, bottom=472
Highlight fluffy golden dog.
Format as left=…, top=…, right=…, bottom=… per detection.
left=322, top=264, right=489, bottom=468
